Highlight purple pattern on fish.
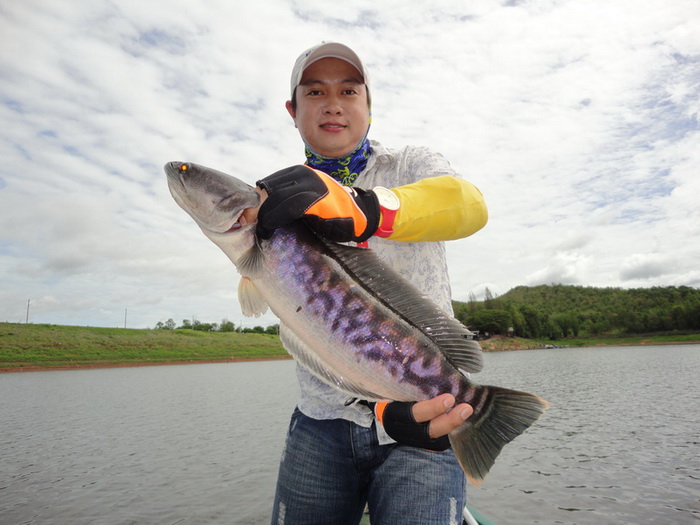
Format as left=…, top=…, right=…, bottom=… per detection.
left=264, top=226, right=468, bottom=401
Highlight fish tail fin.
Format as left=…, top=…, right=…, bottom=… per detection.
left=449, top=385, right=550, bottom=485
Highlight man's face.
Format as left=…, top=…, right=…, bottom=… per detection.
left=286, top=57, right=370, bottom=158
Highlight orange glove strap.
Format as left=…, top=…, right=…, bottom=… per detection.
left=374, top=401, right=390, bottom=425
left=304, top=169, right=369, bottom=239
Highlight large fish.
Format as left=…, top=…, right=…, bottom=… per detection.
left=165, top=161, right=549, bottom=484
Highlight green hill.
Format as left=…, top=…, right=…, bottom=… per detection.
left=454, top=284, right=700, bottom=340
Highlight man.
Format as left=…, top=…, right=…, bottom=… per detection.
left=248, top=42, right=488, bottom=524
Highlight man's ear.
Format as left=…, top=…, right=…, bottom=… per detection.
left=285, top=100, right=297, bottom=127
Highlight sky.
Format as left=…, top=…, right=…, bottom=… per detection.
left=1, top=0, right=699, bottom=329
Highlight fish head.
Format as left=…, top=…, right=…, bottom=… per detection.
left=165, top=161, right=260, bottom=264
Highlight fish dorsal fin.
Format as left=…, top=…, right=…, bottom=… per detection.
left=280, top=326, right=383, bottom=400
left=238, top=276, right=268, bottom=317
left=322, top=240, right=483, bottom=374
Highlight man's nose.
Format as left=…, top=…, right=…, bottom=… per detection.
left=323, top=95, right=343, bottom=114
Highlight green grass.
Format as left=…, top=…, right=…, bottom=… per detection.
left=0, top=323, right=287, bottom=369
left=550, top=332, right=700, bottom=347
left=2, top=323, right=698, bottom=371
left=475, top=332, right=700, bottom=352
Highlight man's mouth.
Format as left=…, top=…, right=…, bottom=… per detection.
left=320, top=122, right=346, bottom=131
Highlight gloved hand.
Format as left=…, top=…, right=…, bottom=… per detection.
left=373, top=400, right=451, bottom=451
left=256, top=165, right=380, bottom=242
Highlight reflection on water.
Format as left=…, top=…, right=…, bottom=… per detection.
left=1, top=346, right=699, bottom=524
left=469, top=345, right=700, bottom=524
left=1, top=361, right=299, bottom=524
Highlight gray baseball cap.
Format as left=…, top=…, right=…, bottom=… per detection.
left=289, top=42, right=369, bottom=99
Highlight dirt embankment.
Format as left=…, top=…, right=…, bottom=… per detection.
left=478, top=335, right=543, bottom=352
left=0, top=356, right=293, bottom=374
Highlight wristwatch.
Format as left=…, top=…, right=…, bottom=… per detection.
left=373, top=186, right=400, bottom=238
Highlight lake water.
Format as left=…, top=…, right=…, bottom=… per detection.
left=1, top=345, right=698, bottom=524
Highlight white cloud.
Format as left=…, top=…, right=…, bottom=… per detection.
left=619, top=253, right=675, bottom=282
left=1, top=0, right=699, bottom=327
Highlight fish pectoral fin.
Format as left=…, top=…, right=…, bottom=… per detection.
left=238, top=277, right=268, bottom=317
left=236, top=243, right=264, bottom=278
left=280, top=327, right=381, bottom=400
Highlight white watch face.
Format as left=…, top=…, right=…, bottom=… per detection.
left=374, top=186, right=400, bottom=211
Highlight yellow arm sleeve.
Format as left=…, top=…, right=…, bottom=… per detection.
left=388, top=176, right=488, bottom=242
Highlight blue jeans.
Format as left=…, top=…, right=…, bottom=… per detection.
left=270, top=408, right=467, bottom=525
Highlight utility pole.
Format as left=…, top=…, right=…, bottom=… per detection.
left=124, top=308, right=127, bottom=329
left=26, top=299, right=30, bottom=324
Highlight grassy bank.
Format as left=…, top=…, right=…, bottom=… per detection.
left=2, top=323, right=698, bottom=372
left=0, top=323, right=287, bottom=371
left=479, top=332, right=700, bottom=351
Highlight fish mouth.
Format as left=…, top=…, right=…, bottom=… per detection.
left=203, top=208, right=255, bottom=235
left=209, top=195, right=257, bottom=234
left=207, top=217, right=242, bottom=235
left=224, top=221, right=243, bottom=233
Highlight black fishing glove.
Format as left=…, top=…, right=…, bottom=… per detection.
left=372, top=401, right=451, bottom=451
left=256, top=165, right=380, bottom=242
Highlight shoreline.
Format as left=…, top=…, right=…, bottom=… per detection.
left=3, top=338, right=698, bottom=374
left=479, top=335, right=700, bottom=352
left=0, top=355, right=293, bottom=374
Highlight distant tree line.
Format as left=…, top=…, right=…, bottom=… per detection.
left=153, top=318, right=280, bottom=335
left=153, top=285, right=700, bottom=341
left=453, top=285, right=700, bottom=340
